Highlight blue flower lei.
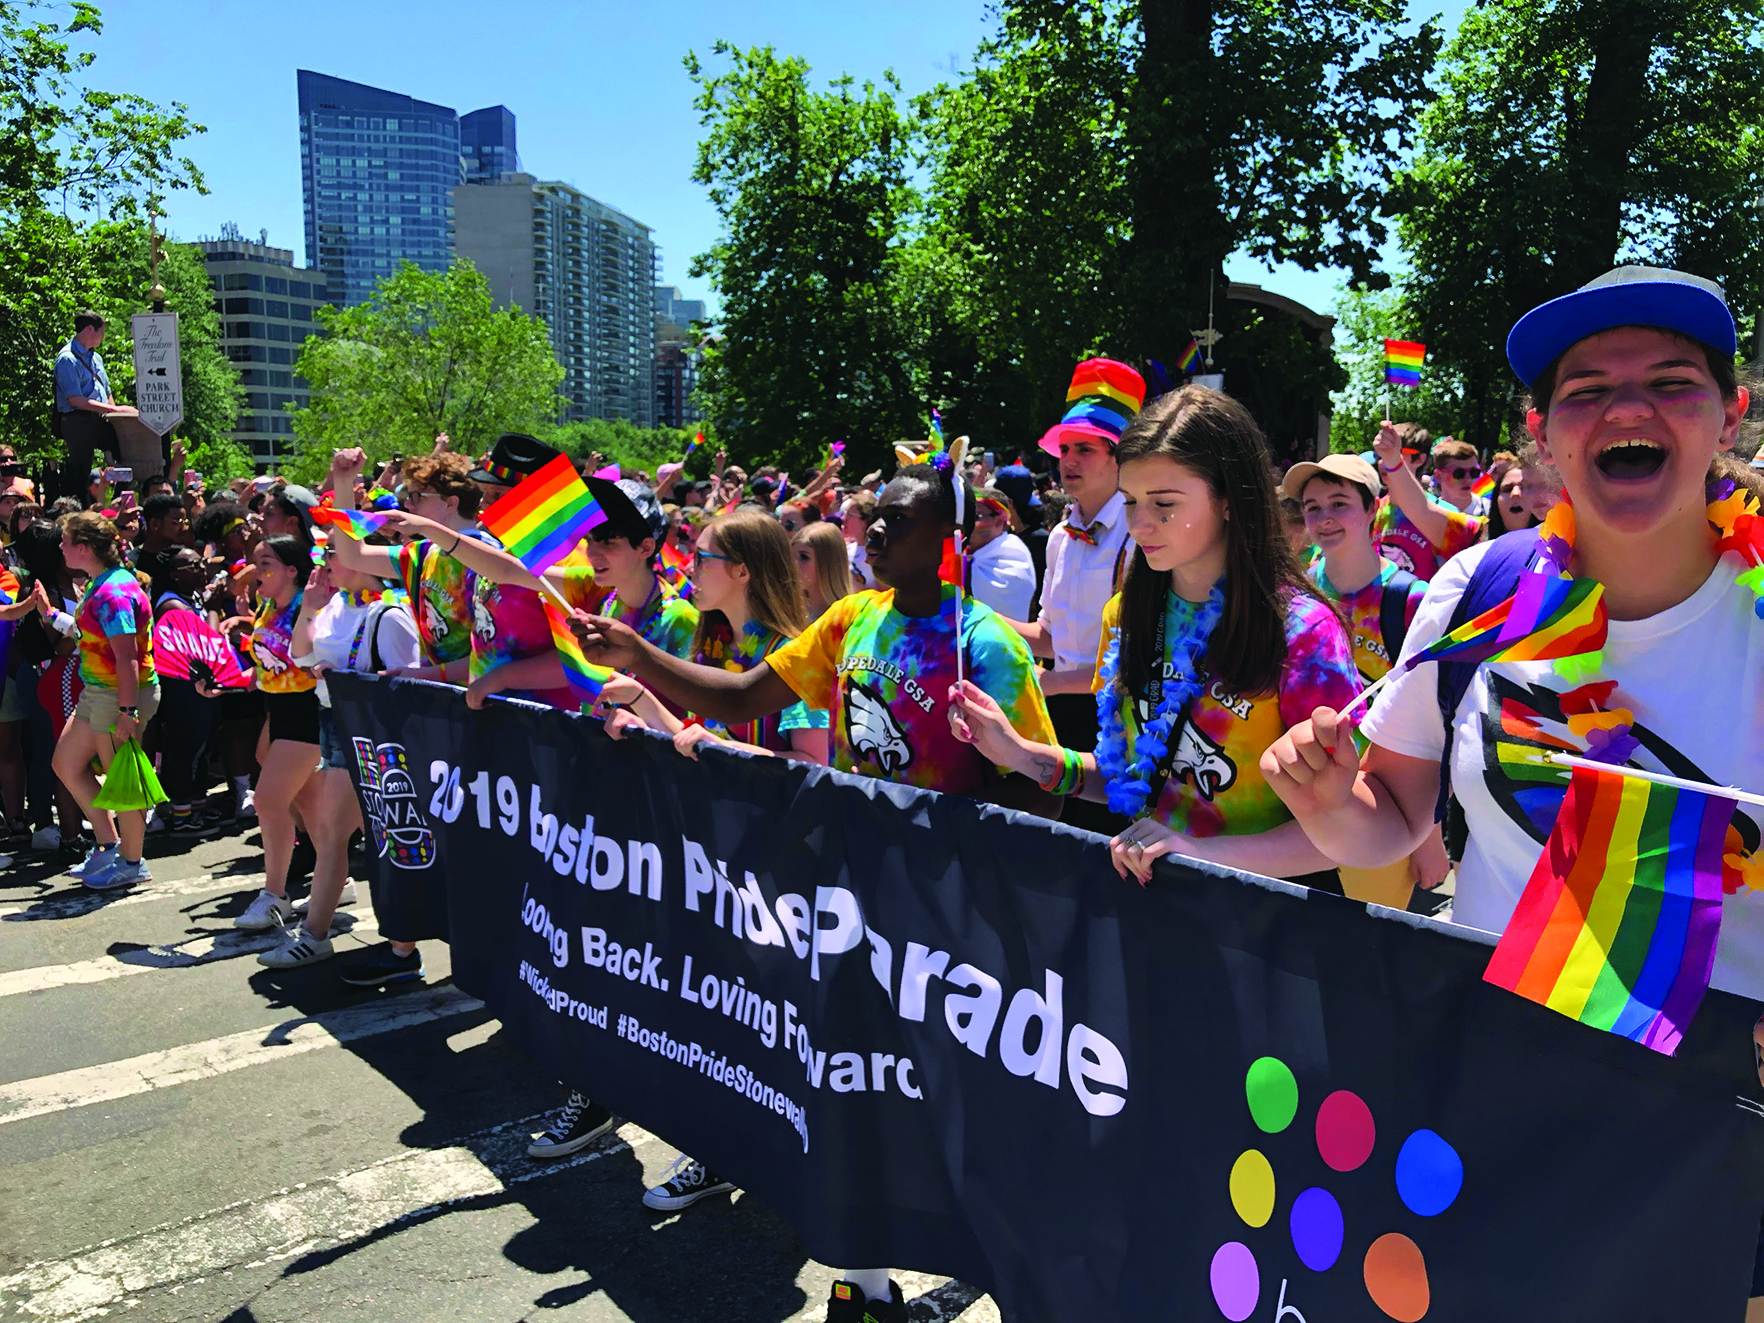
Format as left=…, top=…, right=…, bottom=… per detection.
left=1093, top=581, right=1225, bottom=818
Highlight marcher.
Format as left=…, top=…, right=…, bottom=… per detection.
left=1372, top=422, right=1483, bottom=579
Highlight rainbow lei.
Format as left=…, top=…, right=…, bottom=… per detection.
left=1093, top=582, right=1224, bottom=819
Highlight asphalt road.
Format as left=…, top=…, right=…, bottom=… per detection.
left=0, top=822, right=999, bottom=1323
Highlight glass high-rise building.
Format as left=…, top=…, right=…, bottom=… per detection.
left=461, top=106, right=519, bottom=184
left=297, top=70, right=461, bottom=307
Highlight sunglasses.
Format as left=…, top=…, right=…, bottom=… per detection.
left=693, top=549, right=733, bottom=570
left=1443, top=465, right=1482, bottom=481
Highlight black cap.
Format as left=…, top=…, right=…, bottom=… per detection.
left=468, top=432, right=563, bottom=485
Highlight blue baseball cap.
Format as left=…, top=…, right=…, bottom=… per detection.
left=1506, top=266, right=1736, bottom=388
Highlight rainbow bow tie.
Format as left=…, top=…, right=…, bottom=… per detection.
left=1065, top=518, right=1099, bottom=547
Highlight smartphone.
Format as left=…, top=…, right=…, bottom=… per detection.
left=186, top=469, right=202, bottom=488
left=115, top=491, right=138, bottom=513
left=984, top=452, right=995, bottom=468
left=103, top=466, right=132, bottom=484
left=252, top=476, right=274, bottom=492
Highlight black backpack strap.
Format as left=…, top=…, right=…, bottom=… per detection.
left=1433, top=529, right=1545, bottom=821
left=1377, top=568, right=1421, bottom=669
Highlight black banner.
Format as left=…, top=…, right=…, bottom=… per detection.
left=332, top=674, right=1764, bottom=1323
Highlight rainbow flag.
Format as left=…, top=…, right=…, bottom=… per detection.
left=1471, top=471, right=1496, bottom=499
left=1485, top=763, right=1737, bottom=1055
left=929, top=408, right=944, bottom=448
left=684, top=431, right=703, bottom=460
left=1384, top=339, right=1425, bottom=388
left=542, top=598, right=611, bottom=706
left=310, top=506, right=390, bottom=541
left=480, top=454, right=608, bottom=574
left=1403, top=571, right=1606, bottom=672
left=1177, top=338, right=1203, bottom=374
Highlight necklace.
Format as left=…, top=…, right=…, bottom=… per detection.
left=1093, top=582, right=1225, bottom=819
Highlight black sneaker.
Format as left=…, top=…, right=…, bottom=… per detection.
left=335, top=944, right=424, bottom=987
left=642, top=1154, right=735, bottom=1210
left=168, top=811, right=218, bottom=837
left=526, top=1091, right=614, bottom=1158
left=825, top=1280, right=906, bottom=1323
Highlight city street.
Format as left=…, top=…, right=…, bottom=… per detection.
left=0, top=824, right=998, bottom=1323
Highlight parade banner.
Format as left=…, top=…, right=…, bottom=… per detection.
left=331, top=674, right=1764, bottom=1323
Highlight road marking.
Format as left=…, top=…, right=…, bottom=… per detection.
left=0, top=914, right=379, bottom=998
left=0, top=1114, right=660, bottom=1323
left=0, top=871, right=262, bottom=921
left=0, top=986, right=482, bottom=1127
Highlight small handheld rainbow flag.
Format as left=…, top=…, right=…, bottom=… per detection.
left=684, top=431, right=703, bottom=459
left=929, top=408, right=944, bottom=448
left=542, top=598, right=611, bottom=706
left=1384, top=339, right=1425, bottom=388
left=1410, top=571, right=1606, bottom=670
left=310, top=506, right=391, bottom=541
left=1484, top=762, right=1737, bottom=1055
left=480, top=453, right=608, bottom=574
left=831, top=441, right=845, bottom=457
left=1177, top=338, right=1203, bottom=374
left=1471, top=470, right=1497, bottom=500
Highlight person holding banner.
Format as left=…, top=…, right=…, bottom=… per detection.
left=1258, top=269, right=1764, bottom=1312
left=231, top=536, right=322, bottom=932
left=947, top=386, right=1361, bottom=887
left=51, top=513, right=160, bottom=889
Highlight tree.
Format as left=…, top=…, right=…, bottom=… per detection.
left=1328, top=283, right=1466, bottom=452
left=1396, top=0, right=1764, bottom=447
left=686, top=43, right=919, bottom=477
left=542, top=419, right=705, bottom=479
left=288, top=259, right=564, bottom=481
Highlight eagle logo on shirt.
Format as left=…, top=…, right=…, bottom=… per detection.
left=1168, top=720, right=1236, bottom=801
left=472, top=588, right=498, bottom=647
left=846, top=679, right=912, bottom=774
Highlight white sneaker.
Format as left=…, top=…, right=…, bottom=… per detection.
left=293, top=880, right=357, bottom=912
left=31, top=825, right=60, bottom=851
left=144, top=810, right=168, bottom=835
left=257, top=925, right=334, bottom=967
left=234, top=888, right=295, bottom=931
left=236, top=788, right=257, bottom=820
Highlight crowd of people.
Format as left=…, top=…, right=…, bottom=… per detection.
left=22, top=266, right=1764, bottom=1322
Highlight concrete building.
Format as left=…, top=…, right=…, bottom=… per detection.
left=461, top=105, right=519, bottom=184
left=199, top=225, right=341, bottom=469
left=653, top=285, right=704, bottom=429
left=454, top=173, right=657, bottom=426
left=297, top=70, right=461, bottom=308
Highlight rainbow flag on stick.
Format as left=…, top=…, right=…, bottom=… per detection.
left=480, top=453, right=608, bottom=574
left=310, top=506, right=391, bottom=541
left=1177, top=338, right=1203, bottom=374
left=1384, top=339, right=1425, bottom=388
left=1471, top=471, right=1496, bottom=499
left=1484, top=763, right=1737, bottom=1055
left=542, top=598, right=611, bottom=706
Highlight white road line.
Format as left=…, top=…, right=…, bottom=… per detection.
left=0, top=914, right=379, bottom=998
left=0, top=1114, right=660, bottom=1323
left=0, top=986, right=482, bottom=1127
left=0, top=871, right=262, bottom=921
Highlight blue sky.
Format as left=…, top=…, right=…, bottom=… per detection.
left=88, top=0, right=1467, bottom=320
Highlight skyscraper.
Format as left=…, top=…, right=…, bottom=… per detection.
left=461, top=106, right=519, bottom=184
left=297, top=70, right=461, bottom=307
left=653, top=285, right=704, bottom=428
left=454, top=174, right=657, bottom=426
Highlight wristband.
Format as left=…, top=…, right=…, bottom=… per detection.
left=449, top=531, right=462, bottom=555
left=1038, top=745, right=1083, bottom=796
left=118, top=706, right=139, bottom=718
left=1380, top=462, right=1402, bottom=474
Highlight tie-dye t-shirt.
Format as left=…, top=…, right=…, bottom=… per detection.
left=606, top=576, right=699, bottom=660
left=1373, top=497, right=1481, bottom=581
left=76, top=566, right=156, bottom=689
left=396, top=533, right=488, bottom=666
left=1309, top=559, right=1428, bottom=685
left=694, top=617, right=828, bottom=753
left=768, top=583, right=1055, bottom=795
left=470, top=551, right=603, bottom=709
left=251, top=592, right=315, bottom=694
left=1091, top=590, right=1359, bottom=838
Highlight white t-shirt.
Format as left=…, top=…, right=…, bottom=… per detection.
left=293, top=594, right=420, bottom=706
left=1361, top=542, right=1764, bottom=1000
left=967, top=531, right=1036, bottom=621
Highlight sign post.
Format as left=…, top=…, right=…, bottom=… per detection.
left=130, top=312, right=183, bottom=437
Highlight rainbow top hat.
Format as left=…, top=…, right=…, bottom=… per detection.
left=1038, top=358, right=1147, bottom=457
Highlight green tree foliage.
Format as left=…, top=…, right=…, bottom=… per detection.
left=288, top=259, right=564, bottom=482
left=1328, top=283, right=1466, bottom=452
left=542, top=419, right=706, bottom=480
left=685, top=43, right=919, bottom=478
left=0, top=2, right=206, bottom=453
left=1396, top=0, right=1764, bottom=447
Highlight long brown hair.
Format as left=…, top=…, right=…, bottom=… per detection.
left=794, top=520, right=853, bottom=618
left=1114, top=386, right=1327, bottom=701
left=690, top=510, right=808, bottom=657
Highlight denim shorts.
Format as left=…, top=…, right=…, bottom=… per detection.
left=316, top=706, right=351, bottom=771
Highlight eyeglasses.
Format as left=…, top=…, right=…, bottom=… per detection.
left=1444, top=465, right=1482, bottom=481
left=693, top=549, right=733, bottom=570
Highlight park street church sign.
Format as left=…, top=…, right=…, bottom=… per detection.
left=129, top=312, right=183, bottom=436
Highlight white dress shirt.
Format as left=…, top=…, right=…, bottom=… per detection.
left=967, top=531, right=1036, bottom=621
left=847, top=540, right=875, bottom=590
left=1036, top=490, right=1130, bottom=673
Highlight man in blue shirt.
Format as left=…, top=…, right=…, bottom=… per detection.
left=54, top=310, right=135, bottom=502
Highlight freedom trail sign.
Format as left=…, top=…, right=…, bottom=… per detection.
left=129, top=312, right=183, bottom=436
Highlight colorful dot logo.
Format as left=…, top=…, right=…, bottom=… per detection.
left=1210, top=1056, right=1460, bottom=1321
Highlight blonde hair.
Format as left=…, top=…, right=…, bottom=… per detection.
left=61, top=510, right=123, bottom=567
left=794, top=521, right=853, bottom=617
left=691, top=510, right=807, bottom=656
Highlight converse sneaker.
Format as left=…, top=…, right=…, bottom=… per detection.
left=257, top=924, right=334, bottom=967
left=84, top=856, right=149, bottom=890
left=642, top=1155, right=735, bottom=1211
left=336, top=944, right=424, bottom=987
left=234, top=888, right=296, bottom=931
left=67, top=841, right=116, bottom=879
left=526, top=1091, right=614, bottom=1158
left=825, top=1280, right=906, bottom=1323
left=293, top=880, right=356, bottom=912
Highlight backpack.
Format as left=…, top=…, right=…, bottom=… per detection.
left=1376, top=567, right=1422, bottom=671
left=1431, top=529, right=1549, bottom=822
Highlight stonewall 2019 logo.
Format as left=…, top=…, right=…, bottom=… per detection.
left=1209, top=1056, right=1462, bottom=1322
left=351, top=737, right=437, bottom=870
